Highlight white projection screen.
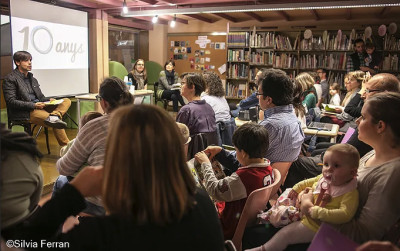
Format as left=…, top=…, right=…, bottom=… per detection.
left=10, top=0, right=89, bottom=97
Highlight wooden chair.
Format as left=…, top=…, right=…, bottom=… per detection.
left=271, top=161, right=292, bottom=196
left=231, top=169, right=281, bottom=251
left=8, top=119, right=50, bottom=154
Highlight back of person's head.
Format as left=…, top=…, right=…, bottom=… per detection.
left=13, top=51, right=31, bottom=65
left=318, top=68, right=327, bottom=74
left=184, top=73, right=206, bottom=97
left=260, top=68, right=293, bottom=106
left=295, top=72, right=315, bottom=90
left=232, top=123, right=269, bottom=159
left=176, top=122, right=191, bottom=145
left=347, top=70, right=365, bottom=86
left=103, top=104, right=196, bottom=225
left=308, top=71, right=320, bottom=84
left=202, top=71, right=224, bottom=97
left=325, top=144, right=360, bottom=170
left=99, top=77, right=133, bottom=112
left=292, top=75, right=307, bottom=118
left=164, top=59, right=175, bottom=69
left=369, top=73, right=400, bottom=92
left=80, top=111, right=103, bottom=129
left=366, top=92, right=400, bottom=148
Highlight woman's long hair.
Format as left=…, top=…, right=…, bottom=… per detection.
left=130, top=59, right=147, bottom=80
left=103, top=105, right=196, bottom=225
left=99, top=77, right=133, bottom=113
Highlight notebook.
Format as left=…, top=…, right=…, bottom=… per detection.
left=308, top=223, right=359, bottom=251
left=308, top=122, right=334, bottom=131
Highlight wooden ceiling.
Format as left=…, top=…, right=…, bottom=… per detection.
left=1, top=0, right=400, bottom=30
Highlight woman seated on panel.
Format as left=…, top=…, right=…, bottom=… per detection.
left=128, top=59, right=147, bottom=90
left=4, top=105, right=225, bottom=250
left=158, top=59, right=185, bottom=112
left=201, top=71, right=235, bottom=146
left=243, top=92, right=400, bottom=250
left=177, top=73, right=217, bottom=136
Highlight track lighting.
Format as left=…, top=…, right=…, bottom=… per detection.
left=170, top=15, right=176, bottom=28
left=122, top=0, right=128, bottom=14
left=152, top=15, right=158, bottom=23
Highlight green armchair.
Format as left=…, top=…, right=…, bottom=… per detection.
left=109, top=61, right=129, bottom=80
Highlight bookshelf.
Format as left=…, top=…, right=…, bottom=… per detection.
left=226, top=28, right=400, bottom=98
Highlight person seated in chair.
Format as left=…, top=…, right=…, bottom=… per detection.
left=195, top=123, right=273, bottom=240
left=127, top=59, right=147, bottom=90
left=3, top=51, right=71, bottom=146
left=158, top=59, right=185, bottom=112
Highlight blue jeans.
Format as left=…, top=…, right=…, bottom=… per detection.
left=52, top=175, right=106, bottom=216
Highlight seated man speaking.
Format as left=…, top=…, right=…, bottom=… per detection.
left=3, top=51, right=70, bottom=146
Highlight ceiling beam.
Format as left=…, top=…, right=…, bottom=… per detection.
left=56, top=0, right=99, bottom=9
left=183, top=14, right=214, bottom=23
left=378, top=7, right=391, bottom=17
left=277, top=11, right=290, bottom=21
left=160, top=15, right=188, bottom=24
left=108, top=17, right=153, bottom=30
left=214, top=13, right=237, bottom=22
left=346, top=8, right=352, bottom=20
left=309, top=9, right=319, bottom=20
left=245, top=12, right=263, bottom=22
left=138, top=0, right=158, bottom=4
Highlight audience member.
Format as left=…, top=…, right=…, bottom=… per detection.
left=231, top=69, right=265, bottom=117
left=157, top=59, right=185, bottom=112
left=177, top=73, right=216, bottom=136
left=247, top=144, right=360, bottom=251
left=205, top=68, right=304, bottom=173
left=296, top=73, right=317, bottom=110
left=317, top=68, right=329, bottom=104
left=243, top=92, right=400, bottom=248
left=128, top=59, right=147, bottom=90
left=195, top=123, right=273, bottom=239
left=5, top=105, right=225, bottom=250
left=347, top=38, right=366, bottom=72
left=56, top=77, right=133, bottom=215
left=329, top=82, right=341, bottom=106
left=360, top=42, right=382, bottom=75
left=1, top=123, right=43, bottom=239
left=3, top=51, right=71, bottom=146
left=202, top=71, right=235, bottom=145
left=292, top=74, right=307, bottom=129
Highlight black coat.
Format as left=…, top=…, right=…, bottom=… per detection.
left=3, top=69, right=49, bottom=121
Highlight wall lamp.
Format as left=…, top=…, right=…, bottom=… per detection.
left=170, top=15, right=176, bottom=28
left=152, top=15, right=158, bottom=23
left=122, top=0, right=128, bottom=14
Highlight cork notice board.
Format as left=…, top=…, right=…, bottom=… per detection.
left=167, top=34, right=227, bottom=80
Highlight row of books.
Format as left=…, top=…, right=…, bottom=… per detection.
left=275, top=35, right=296, bottom=50
left=384, top=35, right=400, bottom=51
left=299, top=54, right=326, bottom=69
left=295, top=53, right=348, bottom=70
left=382, top=54, right=399, bottom=71
left=227, top=63, right=249, bottom=78
left=327, top=72, right=346, bottom=89
left=227, top=49, right=249, bottom=61
left=225, top=83, right=247, bottom=98
left=249, top=51, right=274, bottom=65
left=250, top=31, right=275, bottom=48
left=272, top=53, right=298, bottom=69
left=227, top=32, right=249, bottom=47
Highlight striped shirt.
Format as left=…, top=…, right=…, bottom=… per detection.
left=56, top=115, right=109, bottom=175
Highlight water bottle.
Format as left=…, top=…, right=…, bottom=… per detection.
left=128, top=78, right=135, bottom=94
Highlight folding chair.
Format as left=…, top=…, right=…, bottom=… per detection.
left=231, top=169, right=281, bottom=251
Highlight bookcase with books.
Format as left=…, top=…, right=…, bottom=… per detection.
left=226, top=27, right=400, bottom=99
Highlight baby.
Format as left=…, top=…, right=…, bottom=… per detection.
left=247, top=144, right=360, bottom=251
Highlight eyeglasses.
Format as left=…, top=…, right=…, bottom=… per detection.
left=255, top=92, right=264, bottom=96
left=364, top=89, right=382, bottom=94
left=317, top=71, right=323, bottom=74
left=136, top=64, right=144, bottom=66
left=95, top=95, right=102, bottom=102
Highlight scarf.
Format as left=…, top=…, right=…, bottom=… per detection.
left=0, top=123, right=43, bottom=161
left=165, top=70, right=176, bottom=85
left=133, top=70, right=145, bottom=90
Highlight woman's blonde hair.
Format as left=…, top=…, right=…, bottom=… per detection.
left=295, top=72, right=315, bottom=90
left=347, top=70, right=365, bottom=88
left=103, top=104, right=196, bottom=225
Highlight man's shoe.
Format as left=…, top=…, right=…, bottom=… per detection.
left=44, top=115, right=67, bottom=129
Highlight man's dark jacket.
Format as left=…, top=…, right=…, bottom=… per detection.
left=3, top=69, right=49, bottom=121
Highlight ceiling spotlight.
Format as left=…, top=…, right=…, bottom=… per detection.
left=152, top=15, right=158, bottom=23
left=170, top=15, right=176, bottom=28
left=122, top=0, right=128, bottom=14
